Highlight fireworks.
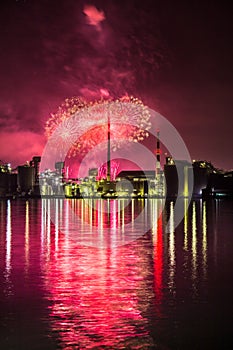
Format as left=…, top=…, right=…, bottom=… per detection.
left=45, top=95, right=151, bottom=157
left=98, top=160, right=120, bottom=181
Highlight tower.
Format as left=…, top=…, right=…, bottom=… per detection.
left=156, top=130, right=161, bottom=180
left=155, top=130, right=165, bottom=196
left=107, top=114, right=111, bottom=181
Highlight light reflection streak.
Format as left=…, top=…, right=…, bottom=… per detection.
left=5, top=200, right=12, bottom=278
left=55, top=199, right=59, bottom=254
left=41, top=199, right=45, bottom=254
left=100, top=200, right=104, bottom=237
left=47, top=199, right=51, bottom=259
left=131, top=199, right=134, bottom=227
left=118, top=200, right=121, bottom=232
left=168, top=201, right=175, bottom=293
left=38, top=198, right=153, bottom=249
left=121, top=199, right=125, bottom=233
left=39, top=199, right=155, bottom=348
left=152, top=199, right=163, bottom=311
left=144, top=198, right=148, bottom=222
left=110, top=200, right=117, bottom=231
left=45, top=247, right=152, bottom=347
left=192, top=201, right=197, bottom=291
left=213, top=200, right=218, bottom=266
left=151, top=199, right=157, bottom=235
left=183, top=198, right=188, bottom=251
left=25, top=200, right=29, bottom=272
left=202, top=201, right=207, bottom=278
left=65, top=199, right=69, bottom=236
left=4, top=200, right=13, bottom=297
left=89, top=199, right=93, bottom=233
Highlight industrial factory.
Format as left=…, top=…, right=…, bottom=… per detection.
left=0, top=126, right=232, bottom=199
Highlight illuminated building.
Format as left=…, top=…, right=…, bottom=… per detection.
left=88, top=168, right=98, bottom=178
left=64, top=181, right=80, bottom=198
left=150, top=130, right=165, bottom=197
left=116, top=170, right=155, bottom=197
left=39, top=168, right=64, bottom=197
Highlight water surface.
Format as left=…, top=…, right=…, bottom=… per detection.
left=0, top=198, right=232, bottom=349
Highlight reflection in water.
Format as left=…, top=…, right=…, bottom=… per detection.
left=184, top=198, right=188, bottom=251
left=192, top=202, right=197, bottom=287
left=40, top=199, right=166, bottom=348
left=2, top=198, right=228, bottom=349
left=202, top=201, right=207, bottom=278
left=55, top=199, right=59, bottom=253
left=6, top=200, right=12, bottom=276
left=3, top=200, right=13, bottom=298
left=168, top=201, right=175, bottom=293
left=25, top=200, right=29, bottom=273
left=151, top=199, right=163, bottom=312
left=38, top=198, right=213, bottom=348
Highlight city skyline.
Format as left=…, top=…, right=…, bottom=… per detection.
left=0, top=0, right=232, bottom=170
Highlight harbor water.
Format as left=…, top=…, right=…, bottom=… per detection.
left=0, top=198, right=232, bottom=349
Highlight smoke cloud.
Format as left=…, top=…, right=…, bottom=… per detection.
left=83, top=5, right=105, bottom=30
left=0, top=0, right=166, bottom=166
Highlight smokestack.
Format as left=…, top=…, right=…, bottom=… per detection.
left=107, top=114, right=111, bottom=181
left=156, top=130, right=161, bottom=178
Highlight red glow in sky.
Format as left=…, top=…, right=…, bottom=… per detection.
left=0, top=1, right=232, bottom=169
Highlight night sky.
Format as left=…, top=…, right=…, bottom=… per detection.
left=0, top=0, right=232, bottom=170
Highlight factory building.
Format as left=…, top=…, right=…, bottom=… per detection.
left=116, top=170, right=155, bottom=197
left=30, top=156, right=41, bottom=184
left=203, top=170, right=233, bottom=198
left=0, top=162, right=17, bottom=197
left=0, top=172, right=9, bottom=197
left=164, top=158, right=192, bottom=198
left=8, top=173, right=17, bottom=195
left=17, top=165, right=35, bottom=195
left=192, top=161, right=214, bottom=196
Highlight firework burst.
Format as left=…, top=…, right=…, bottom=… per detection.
left=45, top=96, right=151, bottom=157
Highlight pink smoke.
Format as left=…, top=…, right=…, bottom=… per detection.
left=83, top=5, right=105, bottom=30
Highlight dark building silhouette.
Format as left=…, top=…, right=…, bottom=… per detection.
left=30, top=156, right=41, bottom=184
left=0, top=162, right=12, bottom=197
left=164, top=158, right=192, bottom=197
left=17, top=165, right=35, bottom=195
left=9, top=173, right=17, bottom=195
left=203, top=171, right=233, bottom=198
left=55, top=161, right=64, bottom=176
left=192, top=161, right=214, bottom=196
left=0, top=172, right=8, bottom=197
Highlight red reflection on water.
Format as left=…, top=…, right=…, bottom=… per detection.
left=153, top=210, right=163, bottom=313
left=41, top=199, right=155, bottom=348
left=68, top=199, right=139, bottom=229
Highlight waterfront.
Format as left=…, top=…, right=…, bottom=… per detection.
left=0, top=198, right=232, bottom=349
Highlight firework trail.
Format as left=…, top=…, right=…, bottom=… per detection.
left=97, top=160, right=120, bottom=181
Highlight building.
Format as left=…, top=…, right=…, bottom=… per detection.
left=17, top=165, right=35, bottom=195
left=116, top=170, right=156, bottom=197
left=164, top=158, right=192, bottom=197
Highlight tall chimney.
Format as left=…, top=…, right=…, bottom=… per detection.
left=156, top=130, right=161, bottom=179
left=107, top=114, right=111, bottom=181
